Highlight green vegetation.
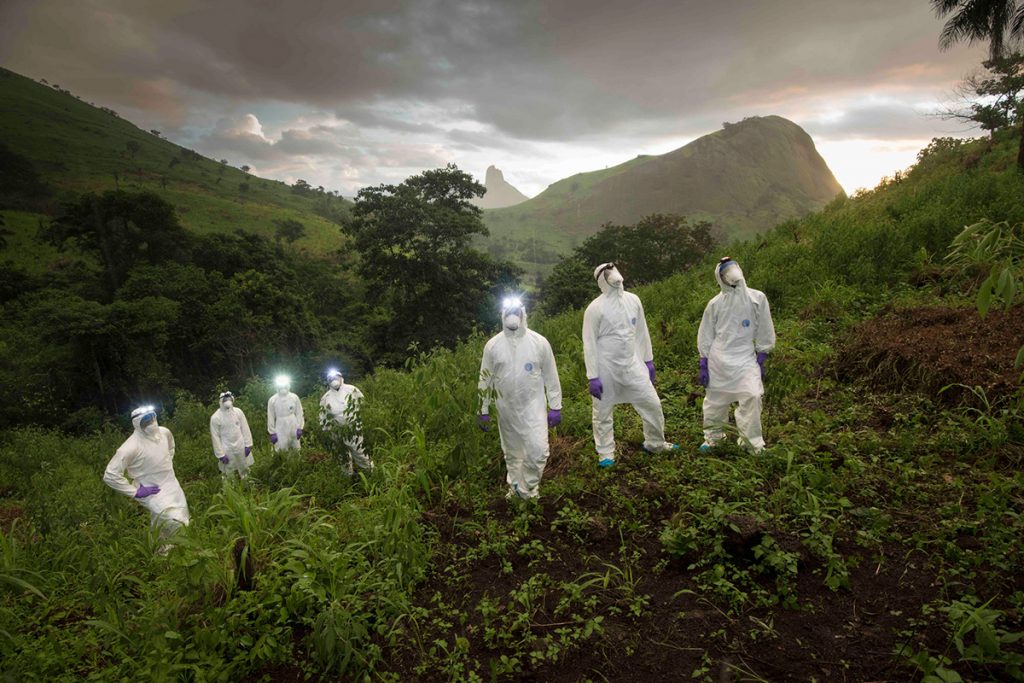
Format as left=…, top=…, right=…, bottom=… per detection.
left=0, top=67, right=350, bottom=255
left=540, top=213, right=715, bottom=316
left=3, top=126, right=1024, bottom=680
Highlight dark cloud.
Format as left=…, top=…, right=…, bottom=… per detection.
left=0, top=0, right=985, bottom=142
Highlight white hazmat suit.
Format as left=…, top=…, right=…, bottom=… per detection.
left=104, top=409, right=190, bottom=537
left=268, top=387, right=304, bottom=452
left=320, top=374, right=374, bottom=475
left=697, top=259, right=776, bottom=451
left=210, top=395, right=254, bottom=478
left=583, top=263, right=675, bottom=465
left=479, top=304, right=562, bottom=499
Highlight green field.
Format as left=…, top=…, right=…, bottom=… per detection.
left=2, top=128, right=1024, bottom=680
left=0, top=67, right=349, bottom=256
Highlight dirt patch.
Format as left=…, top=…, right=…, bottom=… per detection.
left=836, top=305, right=1024, bottom=404
left=0, top=503, right=24, bottom=533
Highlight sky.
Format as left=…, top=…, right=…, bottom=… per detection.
left=0, top=0, right=989, bottom=197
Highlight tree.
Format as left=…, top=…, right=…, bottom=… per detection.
left=540, top=214, right=716, bottom=315
left=933, top=0, right=1024, bottom=58
left=344, top=163, right=514, bottom=364
left=240, top=165, right=251, bottom=174
left=274, top=218, right=306, bottom=244
left=45, top=191, right=191, bottom=295
left=150, top=129, right=161, bottom=138
left=945, top=53, right=1024, bottom=170
left=126, top=140, right=141, bottom=160
left=292, top=179, right=313, bottom=196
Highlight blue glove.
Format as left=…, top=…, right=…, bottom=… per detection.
left=244, top=446, right=252, bottom=457
left=645, top=360, right=656, bottom=384
left=547, top=409, right=561, bottom=428
left=296, top=429, right=303, bottom=440
left=756, top=352, right=768, bottom=379
left=699, top=357, right=709, bottom=388
left=269, top=433, right=278, bottom=445
left=135, top=484, right=160, bottom=498
left=478, top=414, right=490, bottom=432
left=218, top=455, right=230, bottom=464
left=588, top=378, right=603, bottom=400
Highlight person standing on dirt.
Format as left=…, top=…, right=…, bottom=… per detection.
left=103, top=405, right=189, bottom=553
left=478, top=297, right=563, bottom=500
left=583, top=263, right=678, bottom=468
left=319, top=368, right=374, bottom=476
left=697, top=257, right=776, bottom=453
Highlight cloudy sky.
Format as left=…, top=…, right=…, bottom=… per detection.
left=0, top=0, right=987, bottom=197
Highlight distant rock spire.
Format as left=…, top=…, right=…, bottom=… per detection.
left=472, top=165, right=529, bottom=209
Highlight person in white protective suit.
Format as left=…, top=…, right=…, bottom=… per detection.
left=478, top=297, right=563, bottom=499
left=210, top=391, right=254, bottom=478
left=697, top=257, right=776, bottom=452
left=103, top=406, right=190, bottom=551
left=583, top=263, right=677, bottom=468
left=319, top=368, right=374, bottom=476
left=267, top=375, right=304, bottom=452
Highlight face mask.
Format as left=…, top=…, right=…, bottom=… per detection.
left=504, top=313, right=521, bottom=330
left=604, top=268, right=624, bottom=288
left=721, top=265, right=743, bottom=286
left=144, top=422, right=159, bottom=436
left=221, top=399, right=233, bottom=409
left=277, top=388, right=289, bottom=396
left=330, top=379, right=342, bottom=389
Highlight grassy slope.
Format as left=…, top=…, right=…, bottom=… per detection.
left=0, top=67, right=349, bottom=257
left=2, top=134, right=1024, bottom=679
left=483, top=116, right=844, bottom=277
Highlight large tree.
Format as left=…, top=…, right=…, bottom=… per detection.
left=933, top=0, right=1024, bottom=58
left=540, top=214, right=716, bottom=315
left=344, top=164, right=515, bottom=364
left=945, top=53, right=1024, bottom=170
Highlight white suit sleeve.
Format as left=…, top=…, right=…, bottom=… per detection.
left=582, top=302, right=601, bottom=379
left=103, top=442, right=138, bottom=497
left=478, top=343, right=494, bottom=415
left=165, top=428, right=176, bottom=459
left=239, top=409, right=253, bottom=448
left=754, top=294, right=776, bottom=354
left=697, top=300, right=716, bottom=357
left=267, top=396, right=277, bottom=435
left=295, top=395, right=305, bottom=430
left=210, top=414, right=224, bottom=458
left=634, top=296, right=654, bottom=363
left=541, top=338, right=562, bottom=410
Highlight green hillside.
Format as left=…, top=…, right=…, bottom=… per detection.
left=2, top=127, right=1023, bottom=681
left=483, top=116, right=844, bottom=278
left=0, top=67, right=349, bottom=257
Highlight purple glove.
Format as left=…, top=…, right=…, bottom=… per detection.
left=699, top=357, right=709, bottom=388
left=645, top=360, right=656, bottom=384
left=296, top=429, right=303, bottom=440
left=478, top=414, right=490, bottom=432
left=588, top=378, right=603, bottom=400
left=547, top=409, right=562, bottom=428
left=244, top=446, right=252, bottom=457
left=269, top=433, right=278, bottom=444
left=219, top=455, right=230, bottom=464
left=756, top=352, right=768, bottom=380
left=135, top=484, right=160, bottom=498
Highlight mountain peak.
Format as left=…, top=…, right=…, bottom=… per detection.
left=472, top=165, right=528, bottom=209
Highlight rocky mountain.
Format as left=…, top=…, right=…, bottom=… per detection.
left=483, top=116, right=844, bottom=261
left=472, top=165, right=529, bottom=209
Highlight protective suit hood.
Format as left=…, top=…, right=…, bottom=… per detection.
left=715, top=259, right=747, bottom=294
left=131, top=407, right=162, bottom=443
left=594, top=263, right=625, bottom=296
left=502, top=306, right=528, bottom=339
